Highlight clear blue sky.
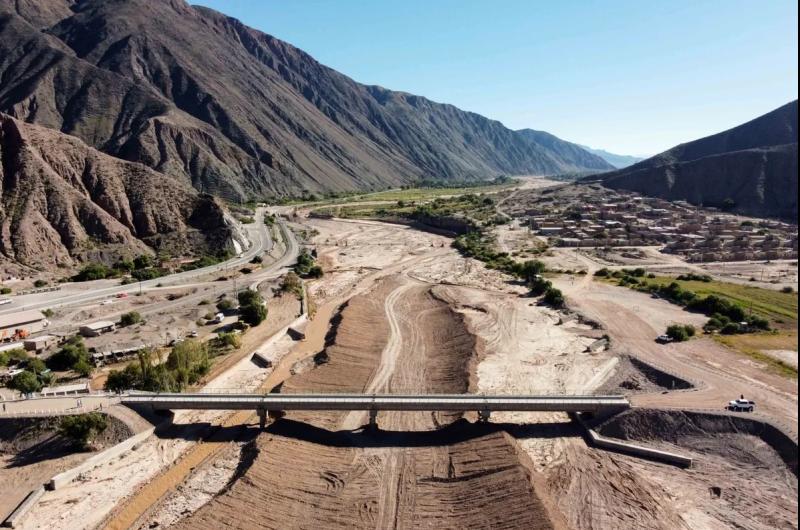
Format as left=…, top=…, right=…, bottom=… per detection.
left=193, top=0, right=797, bottom=156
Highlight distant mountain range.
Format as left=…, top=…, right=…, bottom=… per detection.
left=577, top=145, right=644, bottom=168
left=0, top=0, right=611, bottom=205
left=587, top=101, right=798, bottom=220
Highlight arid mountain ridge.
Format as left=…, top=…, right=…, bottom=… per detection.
left=588, top=101, right=798, bottom=220
left=0, top=114, right=235, bottom=269
left=1, top=0, right=612, bottom=203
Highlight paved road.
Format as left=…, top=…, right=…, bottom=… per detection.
left=1, top=208, right=298, bottom=316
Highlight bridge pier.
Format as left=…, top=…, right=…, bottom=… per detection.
left=258, top=409, right=267, bottom=430
left=478, top=409, right=491, bottom=423
left=368, top=408, right=378, bottom=430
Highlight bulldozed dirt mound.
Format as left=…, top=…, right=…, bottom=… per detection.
left=598, top=408, right=798, bottom=476
left=173, top=423, right=554, bottom=530
left=598, top=355, right=693, bottom=395
left=585, top=409, right=799, bottom=529
left=171, top=274, right=558, bottom=529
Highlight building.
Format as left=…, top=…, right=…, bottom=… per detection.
left=80, top=321, right=116, bottom=337
left=0, top=310, right=49, bottom=342
left=24, top=334, right=59, bottom=354
left=40, top=382, right=90, bottom=396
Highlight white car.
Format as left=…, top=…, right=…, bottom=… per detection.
left=726, top=398, right=755, bottom=412
left=100, top=299, right=113, bottom=305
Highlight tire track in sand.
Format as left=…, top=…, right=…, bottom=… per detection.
left=340, top=280, right=415, bottom=430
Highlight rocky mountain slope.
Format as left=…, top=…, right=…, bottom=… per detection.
left=588, top=101, right=798, bottom=219
left=1, top=0, right=612, bottom=202
left=0, top=114, right=234, bottom=269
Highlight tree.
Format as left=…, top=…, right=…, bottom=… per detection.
left=58, top=413, right=108, bottom=448
left=73, top=359, right=93, bottom=377
left=47, top=337, right=90, bottom=371
left=73, top=263, right=112, bottom=281
left=105, top=364, right=142, bottom=393
left=33, top=280, right=47, bottom=288
left=26, top=357, right=46, bottom=374
left=9, top=371, right=42, bottom=394
left=237, top=290, right=268, bottom=326
left=119, top=311, right=142, bottom=327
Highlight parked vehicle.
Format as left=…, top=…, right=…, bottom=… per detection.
left=726, top=398, right=755, bottom=412
left=0, top=298, right=12, bottom=306
left=116, top=292, right=128, bottom=298
left=655, top=335, right=673, bottom=344
left=187, top=330, right=198, bottom=338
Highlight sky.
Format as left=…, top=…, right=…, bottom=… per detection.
left=193, top=0, right=798, bottom=157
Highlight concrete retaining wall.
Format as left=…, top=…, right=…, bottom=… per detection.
left=573, top=412, right=693, bottom=468
left=47, top=426, right=155, bottom=490
left=1, top=487, right=45, bottom=528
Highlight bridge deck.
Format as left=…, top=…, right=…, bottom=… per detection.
left=122, top=393, right=630, bottom=412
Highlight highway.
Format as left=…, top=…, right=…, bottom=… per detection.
left=0, top=208, right=299, bottom=315
left=121, top=393, right=631, bottom=413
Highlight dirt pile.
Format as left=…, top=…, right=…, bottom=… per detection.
left=598, top=355, right=693, bottom=394
left=173, top=274, right=558, bottom=529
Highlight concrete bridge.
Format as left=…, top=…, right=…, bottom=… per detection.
left=121, top=393, right=630, bottom=429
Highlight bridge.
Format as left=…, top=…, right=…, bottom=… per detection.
left=121, top=393, right=630, bottom=429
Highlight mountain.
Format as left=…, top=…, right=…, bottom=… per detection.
left=0, top=0, right=612, bottom=202
left=516, top=130, right=615, bottom=174
left=0, top=114, right=236, bottom=269
left=587, top=101, right=798, bottom=220
left=577, top=145, right=643, bottom=169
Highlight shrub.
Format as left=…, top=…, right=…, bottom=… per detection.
left=543, top=287, right=565, bottom=308
left=33, top=280, right=47, bottom=288
left=42, top=308, right=54, bottom=317
left=73, top=263, right=112, bottom=282
left=665, top=324, right=690, bottom=342
left=781, top=286, right=794, bottom=294
left=216, top=298, right=235, bottom=312
left=594, top=268, right=610, bottom=277
left=0, top=348, right=28, bottom=367
left=215, top=332, right=242, bottom=350
left=58, top=413, right=108, bottom=448
left=0, top=287, right=11, bottom=294
left=105, top=365, right=141, bottom=393
left=250, top=255, right=264, bottom=264
left=119, top=311, right=143, bottom=327
left=280, top=272, right=304, bottom=299
left=721, top=323, right=741, bottom=335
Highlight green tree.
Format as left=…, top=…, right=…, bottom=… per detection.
left=47, top=337, right=90, bottom=371
left=9, top=371, right=42, bottom=394
left=58, top=413, right=108, bottom=448
left=133, top=255, right=153, bottom=270
left=73, top=358, right=93, bottom=377
left=666, top=324, right=690, bottom=342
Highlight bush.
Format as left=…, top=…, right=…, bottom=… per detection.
left=280, top=272, right=304, bottom=299
left=216, top=298, right=235, bottom=312
left=250, top=255, right=264, bottom=264
left=58, top=413, right=108, bottom=448
left=593, top=268, right=610, bottom=277
left=119, top=311, right=143, bottom=327
left=0, top=287, right=11, bottom=294
left=215, top=332, right=242, bottom=350
left=33, top=280, right=48, bottom=288
left=721, top=322, right=741, bottom=335
left=73, top=263, right=113, bottom=282
left=677, top=273, right=712, bottom=282
left=543, top=287, right=565, bottom=308
left=665, top=324, right=691, bottom=342
left=105, top=365, right=141, bottom=393
left=781, top=286, right=794, bottom=294
left=0, top=348, right=28, bottom=367
left=529, top=277, right=552, bottom=296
